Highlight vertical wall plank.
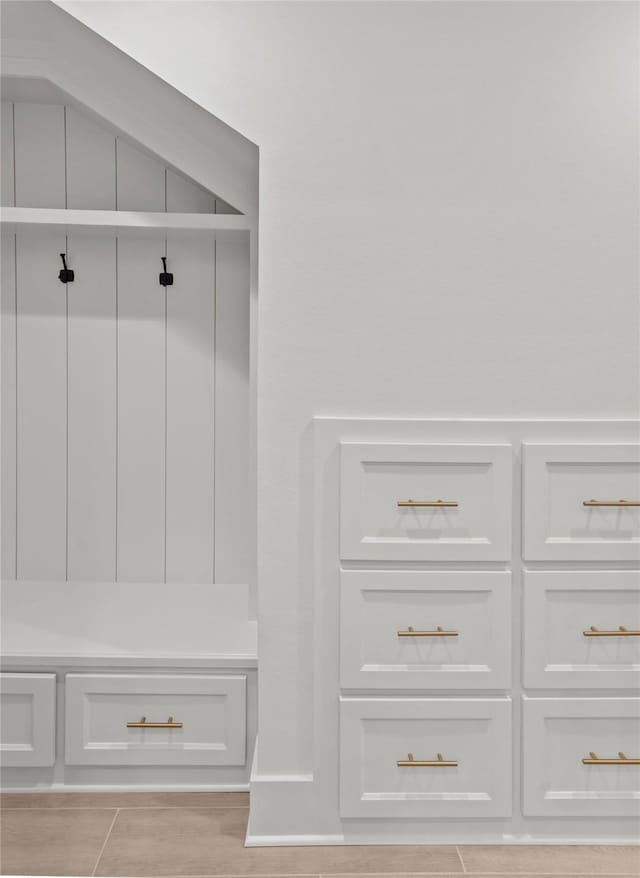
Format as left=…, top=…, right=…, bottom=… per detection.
left=1, top=102, right=15, bottom=207
left=214, top=235, right=250, bottom=584
left=165, top=237, right=215, bottom=583
left=13, top=104, right=66, bottom=208
left=16, top=229, right=68, bottom=580
left=66, top=107, right=116, bottom=210
left=117, top=236, right=166, bottom=581
left=1, top=232, right=17, bottom=578
left=116, top=139, right=165, bottom=212
left=67, top=234, right=117, bottom=581
left=166, top=170, right=217, bottom=214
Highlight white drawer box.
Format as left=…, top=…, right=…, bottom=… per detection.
left=522, top=697, right=640, bottom=817
left=340, top=443, right=512, bottom=561
left=340, top=570, right=511, bottom=689
left=340, top=697, right=512, bottom=818
left=0, top=673, right=56, bottom=767
left=65, top=674, right=246, bottom=766
left=523, top=571, right=640, bottom=689
left=523, top=444, right=640, bottom=561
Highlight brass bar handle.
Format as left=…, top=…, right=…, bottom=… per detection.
left=126, top=715, right=183, bottom=729
left=582, top=751, right=640, bottom=766
left=397, top=752, right=458, bottom=768
left=398, top=625, right=459, bottom=638
left=398, top=499, right=458, bottom=508
left=583, top=499, right=640, bottom=507
left=583, top=626, right=640, bottom=637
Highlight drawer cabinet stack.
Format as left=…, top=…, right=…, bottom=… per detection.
left=336, top=437, right=640, bottom=827
left=339, top=442, right=514, bottom=818
left=521, top=443, right=640, bottom=818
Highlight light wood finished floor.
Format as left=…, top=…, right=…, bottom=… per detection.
left=0, top=792, right=637, bottom=877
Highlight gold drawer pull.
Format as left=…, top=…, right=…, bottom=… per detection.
left=583, top=499, right=640, bottom=507
left=398, top=499, right=458, bottom=508
left=582, top=751, right=640, bottom=766
left=398, top=625, right=459, bottom=638
left=584, top=626, right=640, bottom=637
left=126, top=716, right=183, bottom=729
left=397, top=752, right=458, bottom=768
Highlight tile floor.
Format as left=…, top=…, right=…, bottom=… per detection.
left=0, top=792, right=638, bottom=877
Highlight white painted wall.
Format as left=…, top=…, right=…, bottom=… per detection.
left=32, top=0, right=640, bottom=775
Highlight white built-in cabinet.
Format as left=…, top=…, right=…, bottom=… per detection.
left=0, top=76, right=257, bottom=792
left=304, top=420, right=640, bottom=845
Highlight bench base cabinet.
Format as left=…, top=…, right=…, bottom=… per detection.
left=65, top=674, right=246, bottom=766
left=340, top=697, right=512, bottom=819
left=523, top=697, right=640, bottom=818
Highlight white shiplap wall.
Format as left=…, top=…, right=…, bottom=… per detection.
left=1, top=101, right=250, bottom=586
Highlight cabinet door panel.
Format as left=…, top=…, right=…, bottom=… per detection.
left=523, top=697, right=640, bottom=817
left=0, top=673, right=56, bottom=767
left=340, top=443, right=512, bottom=561
left=523, top=444, right=640, bottom=561
left=340, top=570, right=511, bottom=689
left=523, top=571, right=640, bottom=689
left=65, top=674, right=246, bottom=766
left=340, top=697, right=512, bottom=818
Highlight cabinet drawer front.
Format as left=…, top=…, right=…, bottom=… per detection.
left=65, top=674, right=246, bottom=766
left=523, top=444, right=640, bottom=561
left=523, top=571, right=640, bottom=689
left=0, top=673, right=56, bottom=767
left=340, top=571, right=511, bottom=689
left=523, top=697, right=640, bottom=817
left=340, top=697, right=512, bottom=818
left=340, top=443, right=512, bottom=561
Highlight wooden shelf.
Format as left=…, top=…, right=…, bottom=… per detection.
left=0, top=207, right=252, bottom=239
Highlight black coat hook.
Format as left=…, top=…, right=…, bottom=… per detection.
left=58, top=253, right=74, bottom=284
left=159, top=256, right=173, bottom=287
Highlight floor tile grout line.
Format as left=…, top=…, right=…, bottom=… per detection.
left=91, top=807, right=119, bottom=878
left=0, top=806, right=121, bottom=812
left=0, top=805, right=249, bottom=813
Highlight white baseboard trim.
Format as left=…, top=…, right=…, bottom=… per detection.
left=247, top=765, right=640, bottom=846
left=246, top=831, right=640, bottom=847
left=248, top=763, right=339, bottom=840
left=245, top=834, right=345, bottom=847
